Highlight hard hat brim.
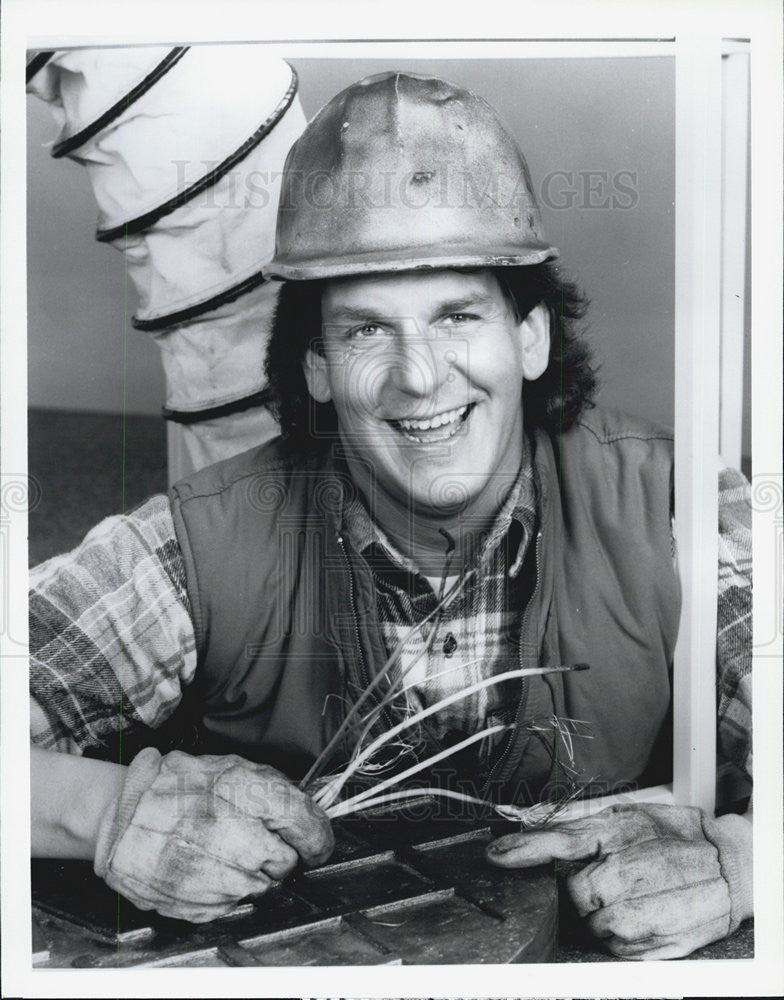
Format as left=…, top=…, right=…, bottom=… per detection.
left=266, top=242, right=559, bottom=281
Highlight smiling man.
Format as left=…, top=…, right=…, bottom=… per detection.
left=306, top=269, right=550, bottom=572
left=30, top=71, right=752, bottom=958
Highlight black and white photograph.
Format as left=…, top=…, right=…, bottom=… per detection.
left=2, top=1, right=782, bottom=997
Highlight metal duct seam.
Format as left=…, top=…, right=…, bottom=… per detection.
left=96, top=65, right=299, bottom=242
left=27, top=46, right=183, bottom=146
left=131, top=269, right=268, bottom=333
left=112, top=93, right=306, bottom=322
left=131, top=271, right=266, bottom=333
left=51, top=47, right=190, bottom=159
left=26, top=51, right=55, bottom=83
left=161, top=387, right=274, bottom=423
left=148, top=279, right=283, bottom=413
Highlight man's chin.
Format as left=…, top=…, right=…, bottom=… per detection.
left=408, top=478, right=483, bottom=518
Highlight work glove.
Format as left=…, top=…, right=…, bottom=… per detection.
left=93, top=748, right=334, bottom=922
left=486, top=803, right=752, bottom=959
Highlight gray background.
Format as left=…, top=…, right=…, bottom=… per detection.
left=28, top=53, right=728, bottom=444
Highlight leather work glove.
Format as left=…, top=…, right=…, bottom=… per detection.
left=93, top=748, right=334, bottom=922
left=486, top=803, right=752, bottom=959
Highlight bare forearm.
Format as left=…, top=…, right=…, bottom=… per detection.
left=31, top=746, right=127, bottom=859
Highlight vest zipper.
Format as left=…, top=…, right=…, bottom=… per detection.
left=481, top=529, right=543, bottom=799
left=337, top=534, right=369, bottom=686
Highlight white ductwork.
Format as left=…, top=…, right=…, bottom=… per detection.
left=28, top=46, right=306, bottom=477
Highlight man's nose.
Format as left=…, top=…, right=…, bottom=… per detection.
left=387, top=325, right=445, bottom=398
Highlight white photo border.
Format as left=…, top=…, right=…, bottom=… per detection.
left=2, top=1, right=782, bottom=997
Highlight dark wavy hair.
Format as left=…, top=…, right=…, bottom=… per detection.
left=265, top=262, right=597, bottom=455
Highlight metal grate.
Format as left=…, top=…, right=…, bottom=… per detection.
left=32, top=812, right=557, bottom=967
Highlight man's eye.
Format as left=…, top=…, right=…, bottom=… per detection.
left=349, top=323, right=383, bottom=339
left=441, top=312, right=477, bottom=326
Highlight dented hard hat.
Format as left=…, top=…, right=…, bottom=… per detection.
left=267, top=71, right=559, bottom=280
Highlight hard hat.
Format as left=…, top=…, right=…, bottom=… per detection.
left=267, top=71, right=559, bottom=281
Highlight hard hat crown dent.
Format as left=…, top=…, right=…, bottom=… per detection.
left=267, top=71, right=559, bottom=281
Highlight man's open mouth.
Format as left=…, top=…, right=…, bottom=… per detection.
left=388, top=403, right=474, bottom=443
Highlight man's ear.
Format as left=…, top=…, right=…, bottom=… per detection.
left=520, top=302, right=551, bottom=381
left=302, top=346, right=332, bottom=404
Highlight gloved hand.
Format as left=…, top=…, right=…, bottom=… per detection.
left=486, top=803, right=752, bottom=959
left=93, top=748, right=334, bottom=922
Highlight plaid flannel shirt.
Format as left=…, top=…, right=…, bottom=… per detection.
left=29, top=459, right=753, bottom=780
left=340, top=436, right=538, bottom=753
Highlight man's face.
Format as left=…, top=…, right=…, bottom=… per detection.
left=305, top=269, right=550, bottom=517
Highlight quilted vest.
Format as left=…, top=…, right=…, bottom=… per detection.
left=170, top=406, right=680, bottom=798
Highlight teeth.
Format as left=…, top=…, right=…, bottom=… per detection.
left=397, top=405, right=468, bottom=431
